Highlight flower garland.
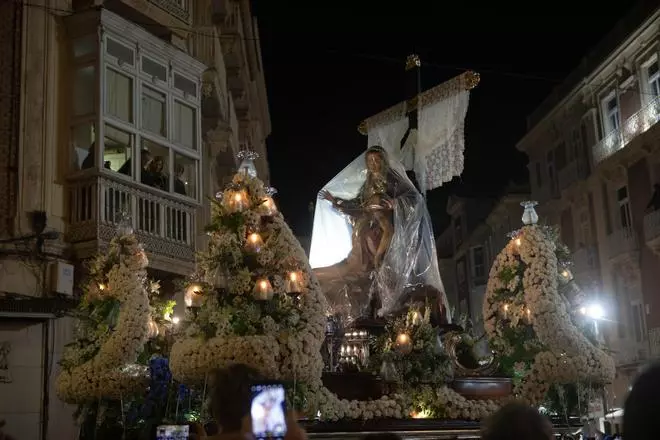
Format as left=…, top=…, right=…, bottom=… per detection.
left=483, top=225, right=615, bottom=405
left=56, top=233, right=153, bottom=403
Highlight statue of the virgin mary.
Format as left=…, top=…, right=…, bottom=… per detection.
left=310, top=72, right=473, bottom=324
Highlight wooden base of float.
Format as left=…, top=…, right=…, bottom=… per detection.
left=302, top=417, right=582, bottom=440
left=323, top=373, right=513, bottom=402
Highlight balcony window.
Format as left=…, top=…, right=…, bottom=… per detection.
left=602, top=93, right=621, bottom=134
left=68, top=20, right=203, bottom=201
left=646, top=59, right=659, bottom=98
left=617, top=186, right=632, bottom=230
left=630, top=302, right=646, bottom=343
left=470, top=246, right=485, bottom=282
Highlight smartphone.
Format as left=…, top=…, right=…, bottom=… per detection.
left=156, top=424, right=189, bottom=440
left=250, top=381, right=287, bottom=440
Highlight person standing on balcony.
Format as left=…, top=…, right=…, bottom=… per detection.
left=174, top=164, right=187, bottom=196
left=118, top=149, right=153, bottom=185
left=147, top=156, right=167, bottom=191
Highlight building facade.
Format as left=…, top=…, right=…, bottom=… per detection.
left=438, top=190, right=528, bottom=338
left=516, top=0, right=660, bottom=410
left=0, top=0, right=271, bottom=438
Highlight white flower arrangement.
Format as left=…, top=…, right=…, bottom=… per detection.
left=56, top=234, right=152, bottom=403
left=483, top=225, right=615, bottom=405
left=170, top=173, right=328, bottom=393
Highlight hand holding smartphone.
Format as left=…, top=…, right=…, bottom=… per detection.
left=156, top=424, right=190, bottom=440
left=250, top=381, right=287, bottom=440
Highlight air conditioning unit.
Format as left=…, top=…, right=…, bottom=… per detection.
left=50, top=261, right=75, bottom=297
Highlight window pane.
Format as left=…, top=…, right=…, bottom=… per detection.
left=105, top=68, right=133, bottom=122
left=142, top=57, right=167, bottom=82
left=106, top=38, right=134, bottom=66
left=174, top=73, right=197, bottom=97
left=103, top=125, right=133, bottom=175
left=72, top=123, right=96, bottom=171
left=73, top=35, right=97, bottom=58
left=141, top=87, right=166, bottom=136
left=174, top=101, right=196, bottom=149
left=73, top=65, right=95, bottom=116
left=141, top=138, right=170, bottom=191
left=174, top=153, right=197, bottom=199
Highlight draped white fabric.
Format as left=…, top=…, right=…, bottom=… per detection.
left=309, top=115, right=407, bottom=269
left=416, top=89, right=470, bottom=193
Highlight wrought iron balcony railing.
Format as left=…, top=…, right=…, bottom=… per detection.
left=593, top=94, right=660, bottom=165
left=66, top=172, right=197, bottom=273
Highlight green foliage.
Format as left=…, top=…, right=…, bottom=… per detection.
left=369, top=308, right=451, bottom=387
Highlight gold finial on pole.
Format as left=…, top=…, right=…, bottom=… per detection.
left=465, top=71, right=480, bottom=89
left=405, top=54, right=421, bottom=71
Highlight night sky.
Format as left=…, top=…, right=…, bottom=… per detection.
left=251, top=2, right=636, bottom=237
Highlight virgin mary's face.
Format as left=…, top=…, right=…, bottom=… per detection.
left=366, top=151, right=384, bottom=174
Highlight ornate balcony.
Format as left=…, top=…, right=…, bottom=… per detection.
left=66, top=172, right=198, bottom=275
left=593, top=95, right=660, bottom=165
left=643, top=209, right=660, bottom=256
left=147, top=0, right=191, bottom=24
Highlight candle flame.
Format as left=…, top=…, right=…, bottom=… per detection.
left=515, top=238, right=521, bottom=246
left=249, top=233, right=260, bottom=243
left=233, top=193, right=242, bottom=202
left=289, top=271, right=297, bottom=281
left=504, top=304, right=509, bottom=311
left=260, top=280, right=268, bottom=289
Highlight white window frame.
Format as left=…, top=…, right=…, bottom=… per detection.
left=617, top=185, right=633, bottom=230
left=601, top=90, right=621, bottom=135
left=641, top=54, right=660, bottom=100
left=98, top=30, right=203, bottom=202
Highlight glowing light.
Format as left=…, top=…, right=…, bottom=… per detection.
left=245, top=232, right=264, bottom=253
left=172, top=316, right=181, bottom=325
left=98, top=283, right=106, bottom=291
left=233, top=193, right=242, bottom=202
left=515, top=238, right=521, bottom=246
left=185, top=283, right=204, bottom=307
left=586, top=304, right=605, bottom=320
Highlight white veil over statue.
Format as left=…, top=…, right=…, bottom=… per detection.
left=309, top=106, right=451, bottom=321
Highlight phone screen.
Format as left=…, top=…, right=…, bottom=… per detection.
left=250, top=382, right=287, bottom=440
left=156, top=425, right=189, bottom=440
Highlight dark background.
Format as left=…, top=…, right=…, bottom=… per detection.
left=251, top=2, right=636, bottom=236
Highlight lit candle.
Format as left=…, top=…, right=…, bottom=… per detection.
left=503, top=303, right=509, bottom=320
left=525, top=307, right=531, bottom=324
left=98, top=283, right=106, bottom=291
left=253, top=277, right=274, bottom=300
left=515, top=238, right=521, bottom=246
left=227, top=189, right=249, bottom=213
left=245, top=232, right=264, bottom=253
left=260, top=197, right=278, bottom=216
left=395, top=332, right=413, bottom=355
left=285, top=270, right=304, bottom=293
left=185, top=283, right=204, bottom=308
